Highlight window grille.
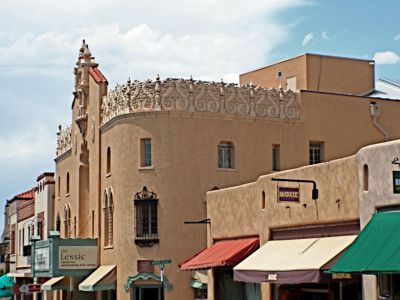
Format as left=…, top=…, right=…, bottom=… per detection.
left=133, top=186, right=159, bottom=247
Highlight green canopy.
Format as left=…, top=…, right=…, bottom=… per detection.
left=0, top=274, right=14, bottom=297
left=329, top=211, right=400, bottom=274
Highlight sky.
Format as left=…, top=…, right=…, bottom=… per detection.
left=0, top=0, right=399, bottom=232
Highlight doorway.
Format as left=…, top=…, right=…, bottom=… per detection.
left=133, top=286, right=163, bottom=300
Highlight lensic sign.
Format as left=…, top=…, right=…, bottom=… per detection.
left=278, top=187, right=300, bottom=203
left=58, top=246, right=98, bottom=269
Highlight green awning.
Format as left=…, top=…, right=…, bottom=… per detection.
left=330, top=212, right=400, bottom=274
left=0, top=274, right=13, bottom=297
left=191, top=281, right=207, bottom=289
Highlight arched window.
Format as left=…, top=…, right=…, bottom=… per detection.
left=57, top=177, right=60, bottom=197
left=63, top=204, right=71, bottom=238
left=262, top=191, right=266, bottom=209
left=363, top=164, right=369, bottom=191
left=106, top=147, right=111, bottom=174
left=66, top=172, right=70, bottom=195
left=56, top=213, right=61, bottom=232
left=103, top=189, right=114, bottom=246
left=218, top=142, right=234, bottom=169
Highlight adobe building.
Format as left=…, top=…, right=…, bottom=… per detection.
left=185, top=152, right=360, bottom=300
left=53, top=42, right=400, bottom=300
left=6, top=188, right=36, bottom=300
left=0, top=173, right=56, bottom=300
left=196, top=139, right=400, bottom=300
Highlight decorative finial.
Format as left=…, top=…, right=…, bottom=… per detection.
left=80, top=39, right=86, bottom=53
left=220, top=78, right=224, bottom=84
left=58, top=125, right=62, bottom=131
left=190, top=75, right=193, bottom=81
left=83, top=44, right=91, bottom=58
left=156, top=74, right=160, bottom=81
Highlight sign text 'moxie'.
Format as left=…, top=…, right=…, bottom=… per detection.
left=278, top=187, right=300, bottom=203
left=58, top=246, right=98, bottom=269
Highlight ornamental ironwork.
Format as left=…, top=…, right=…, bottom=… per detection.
left=134, top=186, right=158, bottom=202
left=133, top=186, right=159, bottom=247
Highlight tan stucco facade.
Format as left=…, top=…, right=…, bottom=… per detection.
left=206, top=140, right=400, bottom=300
left=54, top=45, right=400, bottom=300
left=206, top=155, right=359, bottom=299
left=240, top=54, right=375, bottom=96
left=356, top=140, right=400, bottom=300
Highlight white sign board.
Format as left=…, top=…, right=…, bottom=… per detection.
left=58, top=246, right=98, bottom=269
left=34, top=247, right=50, bottom=271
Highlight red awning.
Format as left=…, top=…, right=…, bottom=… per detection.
left=180, top=238, right=259, bottom=270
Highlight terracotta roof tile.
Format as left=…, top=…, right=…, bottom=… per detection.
left=89, top=67, right=108, bottom=84
left=13, top=188, right=35, bottom=200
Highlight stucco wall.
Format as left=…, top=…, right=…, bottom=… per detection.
left=240, top=54, right=374, bottom=96
left=240, top=55, right=307, bottom=91
left=356, top=140, right=400, bottom=300
left=207, top=155, right=359, bottom=300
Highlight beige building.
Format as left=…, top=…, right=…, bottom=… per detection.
left=199, top=139, right=400, bottom=300
left=53, top=42, right=400, bottom=300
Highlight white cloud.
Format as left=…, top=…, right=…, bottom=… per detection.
left=395, top=34, right=400, bottom=41
left=373, top=51, right=400, bottom=65
left=0, top=124, right=54, bottom=162
left=302, top=32, right=314, bottom=46
left=0, top=0, right=310, bottom=232
left=321, top=31, right=329, bottom=40
left=0, top=22, right=288, bottom=83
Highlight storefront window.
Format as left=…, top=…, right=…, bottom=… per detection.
left=216, top=268, right=260, bottom=300
left=378, top=274, right=400, bottom=300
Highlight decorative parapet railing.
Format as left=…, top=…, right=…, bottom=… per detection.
left=101, top=77, right=300, bottom=125
left=56, top=125, right=72, bottom=157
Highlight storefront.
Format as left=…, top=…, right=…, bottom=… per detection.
left=329, top=211, right=400, bottom=299
left=180, top=237, right=260, bottom=300
left=234, top=225, right=362, bottom=300
left=30, top=232, right=100, bottom=299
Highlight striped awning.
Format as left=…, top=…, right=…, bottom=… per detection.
left=79, top=265, right=116, bottom=292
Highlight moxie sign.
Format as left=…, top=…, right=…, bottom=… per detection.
left=278, top=187, right=300, bottom=203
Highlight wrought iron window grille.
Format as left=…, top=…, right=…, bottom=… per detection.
left=133, top=186, right=159, bottom=247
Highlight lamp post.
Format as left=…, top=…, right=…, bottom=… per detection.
left=23, top=218, right=43, bottom=300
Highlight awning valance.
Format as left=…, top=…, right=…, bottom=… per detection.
left=41, top=277, right=70, bottom=291
left=6, top=272, right=32, bottom=278
left=180, top=238, right=259, bottom=270
left=234, top=235, right=356, bottom=284
left=79, top=265, right=116, bottom=292
left=330, top=212, right=400, bottom=274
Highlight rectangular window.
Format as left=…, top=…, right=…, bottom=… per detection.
left=10, top=226, right=15, bottom=254
left=218, top=142, right=234, bottom=169
left=272, top=144, right=280, bottom=171
left=309, top=142, right=324, bottom=165
left=135, top=201, right=158, bottom=242
left=141, top=139, right=152, bottom=167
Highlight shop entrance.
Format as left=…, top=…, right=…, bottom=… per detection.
left=133, top=286, right=163, bottom=300
left=273, top=282, right=362, bottom=300
left=215, top=268, right=260, bottom=300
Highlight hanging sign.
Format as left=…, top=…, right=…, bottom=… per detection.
left=278, top=187, right=300, bottom=203
left=58, top=246, right=98, bottom=269
left=34, top=247, right=50, bottom=271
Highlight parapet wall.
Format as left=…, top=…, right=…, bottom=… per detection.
left=101, top=78, right=300, bottom=125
